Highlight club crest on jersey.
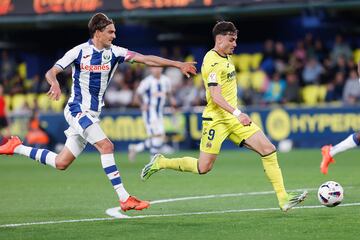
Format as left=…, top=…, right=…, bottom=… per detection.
left=102, top=54, right=111, bottom=61
left=102, top=50, right=112, bottom=62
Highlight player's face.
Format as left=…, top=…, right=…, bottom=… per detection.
left=150, top=67, right=162, bottom=78
left=222, top=34, right=237, bottom=55
left=98, top=24, right=116, bottom=48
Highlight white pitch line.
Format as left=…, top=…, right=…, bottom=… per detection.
left=106, top=188, right=315, bottom=218
left=149, top=188, right=316, bottom=205
left=0, top=187, right=355, bottom=228
left=2, top=203, right=360, bottom=228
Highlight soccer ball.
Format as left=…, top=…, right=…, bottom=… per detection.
left=317, top=181, right=344, bottom=207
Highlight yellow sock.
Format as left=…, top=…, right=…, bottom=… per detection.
left=261, top=152, right=288, bottom=204
left=157, top=156, right=199, bottom=174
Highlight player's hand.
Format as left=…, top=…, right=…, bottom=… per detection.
left=180, top=62, right=197, bottom=78
left=47, top=82, right=61, bottom=101
left=237, top=113, right=252, bottom=126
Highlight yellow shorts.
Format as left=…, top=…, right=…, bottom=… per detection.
left=199, top=117, right=260, bottom=154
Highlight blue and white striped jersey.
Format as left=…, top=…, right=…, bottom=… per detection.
left=137, top=74, right=171, bottom=122
left=55, top=39, right=132, bottom=116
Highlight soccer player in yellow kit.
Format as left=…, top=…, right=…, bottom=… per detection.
left=141, top=21, right=307, bottom=211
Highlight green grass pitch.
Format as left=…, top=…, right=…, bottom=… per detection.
left=1, top=149, right=360, bottom=239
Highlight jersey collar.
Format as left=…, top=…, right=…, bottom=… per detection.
left=211, top=49, right=228, bottom=59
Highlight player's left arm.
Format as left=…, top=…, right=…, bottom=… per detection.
left=126, top=51, right=197, bottom=78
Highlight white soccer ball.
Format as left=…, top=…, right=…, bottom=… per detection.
left=317, top=181, right=344, bottom=207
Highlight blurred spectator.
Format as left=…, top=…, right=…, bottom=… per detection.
left=320, top=57, right=333, bottom=84
left=302, top=57, right=324, bottom=85
left=0, top=50, right=16, bottom=82
left=24, top=110, right=50, bottom=148
left=313, top=39, right=328, bottom=63
left=0, top=84, right=10, bottom=137
left=176, top=77, right=198, bottom=110
left=274, top=41, right=289, bottom=74
left=192, top=84, right=207, bottom=107
left=304, top=32, right=315, bottom=56
left=105, top=69, right=134, bottom=108
left=172, top=46, right=184, bottom=61
left=330, top=34, right=352, bottom=63
left=164, top=66, right=184, bottom=90
left=343, top=70, right=360, bottom=105
left=287, top=55, right=304, bottom=84
left=9, top=73, right=25, bottom=95
left=347, top=57, right=357, bottom=71
left=12, top=101, right=32, bottom=115
left=283, top=72, right=301, bottom=103
left=325, top=72, right=345, bottom=102
left=260, top=39, right=275, bottom=75
left=263, top=72, right=286, bottom=104
left=28, top=74, right=42, bottom=94
left=262, top=39, right=275, bottom=59
left=293, top=40, right=307, bottom=63
left=330, top=55, right=349, bottom=77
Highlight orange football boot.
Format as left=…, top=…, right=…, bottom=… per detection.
left=320, top=145, right=335, bottom=174
left=120, top=196, right=150, bottom=212
left=0, top=136, right=22, bottom=155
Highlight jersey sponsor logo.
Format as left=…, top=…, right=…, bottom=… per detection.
left=208, top=72, right=217, bottom=83
left=80, top=63, right=110, bottom=72
left=227, top=70, right=236, bottom=81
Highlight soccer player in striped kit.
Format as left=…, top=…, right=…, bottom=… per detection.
left=128, top=66, right=176, bottom=161
left=0, top=13, right=196, bottom=212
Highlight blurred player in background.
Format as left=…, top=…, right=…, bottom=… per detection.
left=320, top=62, right=360, bottom=174
left=0, top=13, right=196, bottom=212
left=0, top=84, right=10, bottom=140
left=128, top=66, right=176, bottom=161
left=141, top=21, right=307, bottom=212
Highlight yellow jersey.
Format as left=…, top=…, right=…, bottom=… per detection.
left=201, top=50, right=237, bottom=120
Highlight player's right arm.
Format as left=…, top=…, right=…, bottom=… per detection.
left=209, top=85, right=251, bottom=126
left=45, top=67, right=62, bottom=101
left=207, top=64, right=251, bottom=126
